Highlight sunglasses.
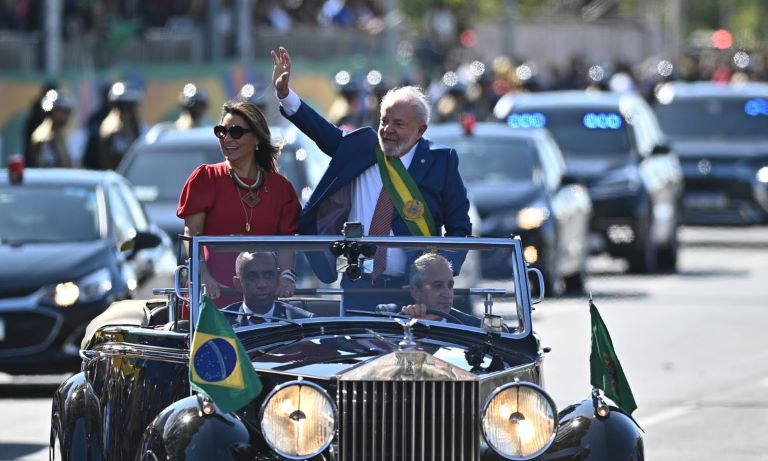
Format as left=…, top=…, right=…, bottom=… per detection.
left=214, top=125, right=253, bottom=140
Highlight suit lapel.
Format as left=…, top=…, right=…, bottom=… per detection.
left=407, top=138, right=433, bottom=185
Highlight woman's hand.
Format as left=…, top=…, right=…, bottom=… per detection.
left=271, top=46, right=291, bottom=99
left=276, top=276, right=295, bottom=298
left=201, top=269, right=222, bottom=299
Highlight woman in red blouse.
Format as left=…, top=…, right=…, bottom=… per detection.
left=177, top=100, right=300, bottom=307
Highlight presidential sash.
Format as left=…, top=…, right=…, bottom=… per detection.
left=376, top=146, right=437, bottom=236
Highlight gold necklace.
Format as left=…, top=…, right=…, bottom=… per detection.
left=236, top=188, right=254, bottom=232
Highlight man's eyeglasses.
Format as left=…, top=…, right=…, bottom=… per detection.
left=214, top=125, right=253, bottom=140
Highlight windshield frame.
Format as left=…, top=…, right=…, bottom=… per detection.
left=186, top=235, right=533, bottom=339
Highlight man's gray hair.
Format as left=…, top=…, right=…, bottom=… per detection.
left=380, top=86, right=431, bottom=125
left=235, top=251, right=278, bottom=277
left=409, top=252, right=452, bottom=288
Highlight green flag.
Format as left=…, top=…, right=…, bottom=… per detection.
left=189, top=295, right=262, bottom=413
left=589, top=300, right=637, bottom=415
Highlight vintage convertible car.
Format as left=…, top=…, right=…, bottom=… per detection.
left=50, top=233, right=643, bottom=460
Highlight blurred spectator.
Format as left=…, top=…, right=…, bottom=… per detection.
left=25, top=89, right=74, bottom=168
left=82, top=81, right=113, bottom=170
left=327, top=69, right=365, bottom=129
left=95, top=81, right=143, bottom=170
left=433, top=71, right=469, bottom=122
left=23, top=80, right=59, bottom=162
left=175, top=83, right=211, bottom=130
left=362, top=68, right=389, bottom=127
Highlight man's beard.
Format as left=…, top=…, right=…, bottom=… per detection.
left=378, top=134, right=416, bottom=157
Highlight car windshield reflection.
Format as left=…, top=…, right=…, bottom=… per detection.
left=512, top=109, right=632, bottom=156
left=655, top=98, right=768, bottom=138
left=0, top=185, right=100, bottom=243
left=437, top=137, right=537, bottom=184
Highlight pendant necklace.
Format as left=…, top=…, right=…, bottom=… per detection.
left=237, top=188, right=254, bottom=232
left=229, top=167, right=264, bottom=232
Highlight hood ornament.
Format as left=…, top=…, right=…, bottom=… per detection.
left=396, top=318, right=419, bottom=350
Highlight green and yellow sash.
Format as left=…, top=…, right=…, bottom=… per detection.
left=376, top=146, right=437, bottom=236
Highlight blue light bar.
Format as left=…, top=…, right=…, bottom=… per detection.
left=507, top=112, right=547, bottom=129
left=744, top=98, right=768, bottom=116
left=583, top=112, right=623, bottom=129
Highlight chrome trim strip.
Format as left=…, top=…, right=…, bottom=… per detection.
left=81, top=343, right=188, bottom=363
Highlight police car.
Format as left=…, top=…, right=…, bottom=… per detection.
left=494, top=90, right=684, bottom=273
left=653, top=80, right=768, bottom=225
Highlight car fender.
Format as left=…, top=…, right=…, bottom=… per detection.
left=543, top=398, right=644, bottom=460
left=137, top=395, right=263, bottom=460
left=50, top=372, right=104, bottom=461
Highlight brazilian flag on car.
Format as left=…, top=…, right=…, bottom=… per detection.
left=189, top=295, right=262, bottom=413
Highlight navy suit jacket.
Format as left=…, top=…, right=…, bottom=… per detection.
left=283, top=100, right=472, bottom=282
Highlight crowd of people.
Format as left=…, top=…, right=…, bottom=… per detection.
left=0, top=0, right=384, bottom=42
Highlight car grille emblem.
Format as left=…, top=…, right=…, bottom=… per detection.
left=697, top=159, right=712, bottom=175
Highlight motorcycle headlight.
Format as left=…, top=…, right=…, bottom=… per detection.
left=756, top=166, right=768, bottom=183
left=260, top=380, right=336, bottom=459
left=40, top=268, right=113, bottom=307
left=482, top=381, right=557, bottom=460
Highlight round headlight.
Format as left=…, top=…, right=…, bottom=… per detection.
left=481, top=381, right=557, bottom=460
left=260, top=380, right=336, bottom=459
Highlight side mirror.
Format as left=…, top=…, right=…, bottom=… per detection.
left=527, top=267, right=545, bottom=304
left=120, top=231, right=162, bottom=259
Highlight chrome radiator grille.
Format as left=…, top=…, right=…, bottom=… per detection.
left=338, top=380, right=480, bottom=460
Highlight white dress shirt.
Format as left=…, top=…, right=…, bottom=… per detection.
left=279, top=89, right=413, bottom=275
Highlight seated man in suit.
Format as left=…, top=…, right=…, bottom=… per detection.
left=400, top=253, right=480, bottom=326
left=222, top=251, right=312, bottom=324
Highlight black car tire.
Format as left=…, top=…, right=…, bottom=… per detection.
left=627, top=213, right=657, bottom=274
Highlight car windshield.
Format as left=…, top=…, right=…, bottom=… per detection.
left=0, top=185, right=100, bottom=244
left=655, top=97, right=768, bottom=138
left=430, top=136, right=536, bottom=184
left=184, top=236, right=527, bottom=333
left=511, top=109, right=632, bottom=157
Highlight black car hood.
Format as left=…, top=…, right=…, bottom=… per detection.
left=564, top=157, right=630, bottom=181
left=0, top=241, right=112, bottom=293
left=467, top=182, right=542, bottom=216
left=670, top=138, right=768, bottom=159
left=250, top=333, right=492, bottom=380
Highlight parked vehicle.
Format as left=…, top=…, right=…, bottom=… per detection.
left=653, top=80, right=768, bottom=225
left=0, top=166, right=172, bottom=374
left=427, top=119, right=592, bottom=296
left=494, top=90, right=684, bottom=273
left=51, top=232, right=644, bottom=460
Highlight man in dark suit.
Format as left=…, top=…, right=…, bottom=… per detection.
left=400, top=253, right=481, bottom=327
left=271, top=47, right=472, bottom=308
left=222, top=251, right=312, bottom=325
